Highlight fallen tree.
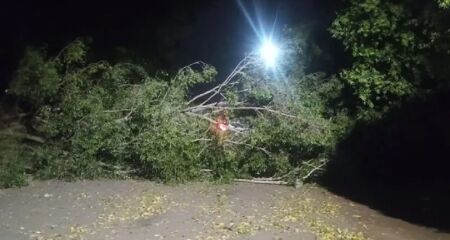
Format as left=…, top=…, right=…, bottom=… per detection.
left=4, top=39, right=345, bottom=185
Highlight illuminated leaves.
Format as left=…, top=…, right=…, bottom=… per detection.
left=60, top=39, right=88, bottom=66
left=438, top=0, right=450, bottom=8
left=330, top=0, right=428, bottom=115
left=173, top=62, right=217, bottom=89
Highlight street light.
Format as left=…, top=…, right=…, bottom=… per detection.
left=259, top=39, right=280, bottom=68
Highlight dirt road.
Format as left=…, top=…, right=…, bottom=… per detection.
left=0, top=180, right=448, bottom=240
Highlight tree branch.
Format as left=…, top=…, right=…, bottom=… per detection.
left=302, top=159, right=328, bottom=180
left=224, top=140, right=271, bottom=156
left=185, top=105, right=299, bottom=119
left=234, top=178, right=288, bottom=185
left=187, top=55, right=254, bottom=105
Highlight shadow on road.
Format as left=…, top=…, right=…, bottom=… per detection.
left=322, top=89, right=450, bottom=232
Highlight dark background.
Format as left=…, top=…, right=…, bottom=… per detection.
left=0, top=0, right=340, bottom=93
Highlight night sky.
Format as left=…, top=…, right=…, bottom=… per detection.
left=0, top=0, right=340, bottom=93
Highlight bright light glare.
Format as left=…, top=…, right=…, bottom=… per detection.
left=259, top=40, right=280, bottom=68
left=218, top=123, right=228, bottom=132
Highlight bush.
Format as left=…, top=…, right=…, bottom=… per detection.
left=0, top=127, right=27, bottom=188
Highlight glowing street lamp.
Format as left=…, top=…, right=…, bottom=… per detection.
left=259, top=40, right=280, bottom=68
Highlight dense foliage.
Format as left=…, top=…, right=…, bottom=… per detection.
left=0, top=130, right=27, bottom=188
left=331, top=0, right=420, bottom=116
left=2, top=36, right=342, bottom=186
left=324, top=0, right=450, bottom=190
left=438, top=0, right=450, bottom=8
left=331, top=0, right=450, bottom=118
